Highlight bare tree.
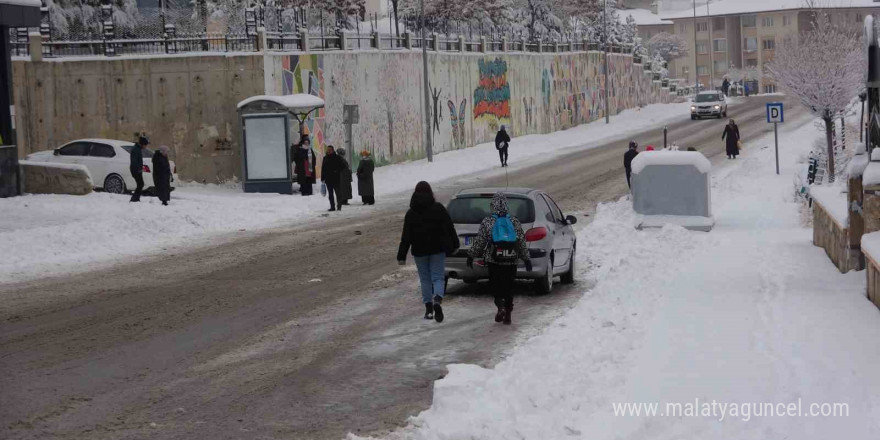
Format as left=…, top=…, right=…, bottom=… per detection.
left=766, top=12, right=863, bottom=178
left=647, top=32, right=689, bottom=62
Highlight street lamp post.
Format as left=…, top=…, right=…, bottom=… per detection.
left=603, top=0, right=610, bottom=124
left=707, top=0, right=714, bottom=90
left=693, top=0, right=698, bottom=93
left=420, top=0, right=433, bottom=161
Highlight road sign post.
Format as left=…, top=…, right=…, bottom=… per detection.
left=767, top=102, right=784, bottom=175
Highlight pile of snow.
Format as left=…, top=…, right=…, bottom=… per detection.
left=630, top=150, right=711, bottom=174
left=356, top=112, right=880, bottom=439
left=0, top=100, right=693, bottom=284
left=810, top=186, right=849, bottom=227
left=862, top=232, right=880, bottom=263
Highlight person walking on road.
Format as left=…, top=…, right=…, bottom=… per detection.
left=321, top=145, right=345, bottom=212
left=336, top=147, right=353, bottom=206
left=495, top=125, right=511, bottom=167
left=397, top=181, right=459, bottom=323
left=467, top=193, right=531, bottom=325
left=293, top=137, right=316, bottom=196
left=721, top=77, right=731, bottom=97
left=129, top=135, right=149, bottom=202
left=152, top=145, right=173, bottom=206
left=357, top=150, right=375, bottom=205
left=722, top=119, right=741, bottom=159
left=624, top=141, right=639, bottom=189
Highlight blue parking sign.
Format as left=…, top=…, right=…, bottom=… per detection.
left=766, top=102, right=784, bottom=123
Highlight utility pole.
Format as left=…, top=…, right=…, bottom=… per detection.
left=693, top=0, right=698, bottom=92
left=420, top=0, right=433, bottom=161
left=603, top=0, right=610, bottom=124
left=706, top=2, right=713, bottom=89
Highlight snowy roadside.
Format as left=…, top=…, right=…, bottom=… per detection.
left=0, top=100, right=691, bottom=285
left=354, top=114, right=880, bottom=439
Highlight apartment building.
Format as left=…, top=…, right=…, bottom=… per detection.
left=660, top=0, right=879, bottom=93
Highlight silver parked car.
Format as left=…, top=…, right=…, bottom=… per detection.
left=445, top=188, right=578, bottom=294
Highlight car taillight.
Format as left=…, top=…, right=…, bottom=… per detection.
left=143, top=165, right=151, bottom=173
left=525, top=227, right=547, bottom=242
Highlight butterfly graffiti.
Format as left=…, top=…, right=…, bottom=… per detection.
left=447, top=99, right=467, bottom=149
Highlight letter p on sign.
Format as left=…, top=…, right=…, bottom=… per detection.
left=767, top=102, right=784, bottom=123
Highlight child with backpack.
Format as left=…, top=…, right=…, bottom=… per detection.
left=467, top=193, right=531, bottom=325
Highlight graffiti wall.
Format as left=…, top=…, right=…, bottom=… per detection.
left=265, top=50, right=672, bottom=167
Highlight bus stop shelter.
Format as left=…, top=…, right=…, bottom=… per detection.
left=236, top=94, right=324, bottom=194
left=0, top=0, right=40, bottom=198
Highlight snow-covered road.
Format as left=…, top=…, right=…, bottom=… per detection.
left=362, top=111, right=880, bottom=439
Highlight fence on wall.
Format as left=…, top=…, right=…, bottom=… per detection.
left=8, top=3, right=642, bottom=61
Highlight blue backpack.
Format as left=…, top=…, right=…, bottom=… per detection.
left=491, top=214, right=519, bottom=262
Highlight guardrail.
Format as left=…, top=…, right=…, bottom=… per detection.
left=10, top=28, right=637, bottom=59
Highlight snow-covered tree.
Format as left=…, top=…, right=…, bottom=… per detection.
left=766, top=12, right=864, bottom=178
left=650, top=52, right=668, bottom=78
left=726, top=65, right=760, bottom=83
left=647, top=31, right=688, bottom=62
left=44, top=0, right=140, bottom=39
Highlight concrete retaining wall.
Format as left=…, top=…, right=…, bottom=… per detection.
left=19, top=160, right=93, bottom=195
left=13, top=51, right=671, bottom=183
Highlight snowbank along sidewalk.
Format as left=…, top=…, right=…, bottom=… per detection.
left=355, top=115, right=880, bottom=439
left=0, top=101, right=690, bottom=285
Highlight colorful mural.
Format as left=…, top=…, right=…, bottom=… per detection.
left=282, top=54, right=325, bottom=149
left=473, top=58, right=511, bottom=133
left=447, top=99, right=467, bottom=149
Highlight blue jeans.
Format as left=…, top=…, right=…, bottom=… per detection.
left=414, top=253, right=446, bottom=304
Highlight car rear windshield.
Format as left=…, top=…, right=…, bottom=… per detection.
left=122, top=144, right=155, bottom=158
left=695, top=94, right=721, bottom=103
left=447, top=196, right=535, bottom=224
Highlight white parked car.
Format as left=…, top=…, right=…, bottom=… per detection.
left=27, top=139, right=178, bottom=194
left=690, top=91, right=728, bottom=119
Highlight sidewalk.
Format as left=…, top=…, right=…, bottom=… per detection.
left=358, top=115, right=880, bottom=439
left=0, top=101, right=689, bottom=284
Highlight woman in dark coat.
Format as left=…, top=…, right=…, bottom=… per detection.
left=152, top=145, right=173, bottom=206
left=722, top=119, right=741, bottom=159
left=293, top=138, right=316, bottom=196
left=357, top=150, right=375, bottom=205
left=336, top=147, right=353, bottom=205
left=397, top=181, right=460, bottom=322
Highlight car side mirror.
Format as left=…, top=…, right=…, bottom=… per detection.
left=53, top=149, right=60, bottom=156
left=566, top=215, right=578, bottom=225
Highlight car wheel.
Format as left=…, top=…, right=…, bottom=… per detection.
left=560, top=249, right=576, bottom=285
left=691, top=115, right=696, bottom=120
left=103, top=174, right=126, bottom=194
left=535, top=260, right=554, bottom=294
left=723, top=110, right=728, bottom=117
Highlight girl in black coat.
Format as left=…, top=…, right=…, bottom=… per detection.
left=397, top=181, right=459, bottom=322
left=722, top=119, right=741, bottom=159
left=152, top=145, right=173, bottom=206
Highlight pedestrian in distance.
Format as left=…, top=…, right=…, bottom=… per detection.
left=722, top=119, right=741, bottom=159
left=152, top=145, right=173, bottom=206
left=495, top=125, right=511, bottom=167
left=721, top=77, right=731, bottom=97
left=129, top=135, right=149, bottom=202
left=293, top=137, right=316, bottom=196
left=357, top=150, right=375, bottom=205
left=321, top=145, right=345, bottom=212
left=397, top=181, right=460, bottom=323
left=336, top=147, right=353, bottom=206
left=467, top=193, right=531, bottom=325
left=624, top=141, right=639, bottom=189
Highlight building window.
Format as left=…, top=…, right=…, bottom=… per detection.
left=680, top=23, right=688, bottom=33
left=742, top=15, right=756, bottom=27
left=696, top=42, right=708, bottom=54
left=714, top=60, right=727, bottom=73
left=696, top=22, right=708, bottom=32
left=713, top=18, right=725, bottom=30
left=745, top=58, right=758, bottom=68
left=764, top=84, right=778, bottom=94
left=744, top=37, right=757, bottom=52
left=762, top=16, right=774, bottom=27
left=697, top=65, right=709, bottom=76
left=762, top=38, right=776, bottom=50
left=783, top=15, right=791, bottom=26
left=713, top=38, right=727, bottom=52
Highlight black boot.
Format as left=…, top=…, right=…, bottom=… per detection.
left=495, top=306, right=505, bottom=323
left=424, top=303, right=434, bottom=320
left=433, top=296, right=444, bottom=323
left=503, top=300, right=513, bottom=325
